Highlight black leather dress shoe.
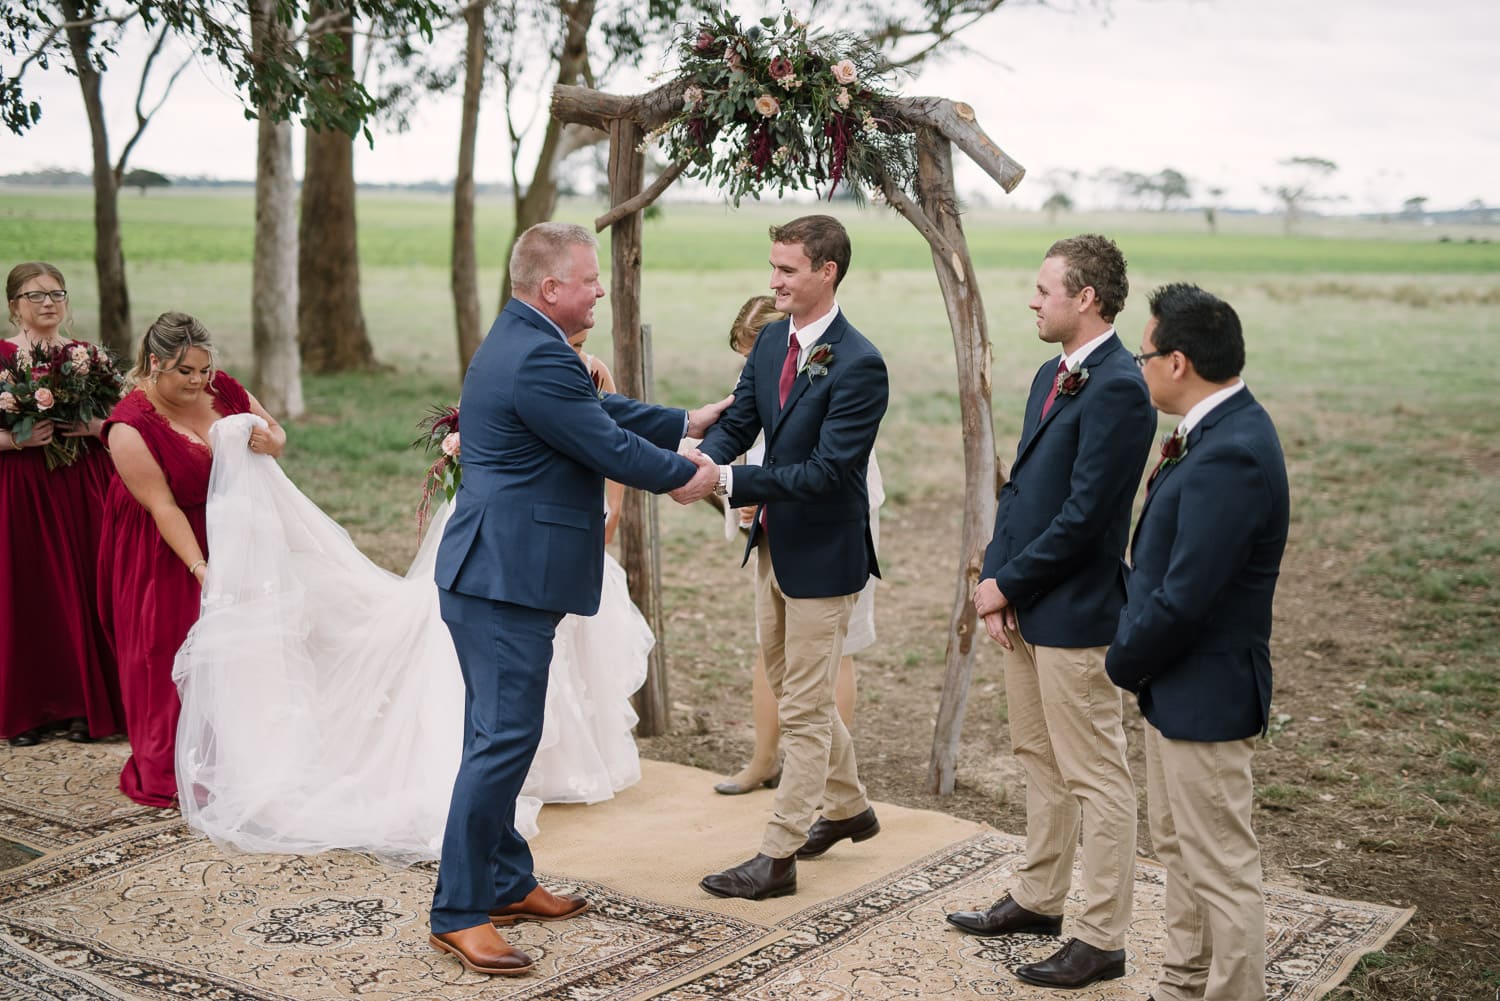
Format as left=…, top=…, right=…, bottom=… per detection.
left=1013, top=937, right=1126, bottom=989
left=700, top=853, right=796, bottom=900
left=795, top=807, right=880, bottom=858
left=945, top=893, right=1063, bottom=936
left=6, top=729, right=43, bottom=747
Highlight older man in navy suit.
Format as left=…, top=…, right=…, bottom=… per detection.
left=427, top=223, right=727, bottom=975
left=947, top=234, right=1155, bottom=991
left=1108, top=284, right=1288, bottom=1001
left=695, top=215, right=888, bottom=901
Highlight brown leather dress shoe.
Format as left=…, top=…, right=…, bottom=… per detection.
left=1013, top=937, right=1126, bottom=989
left=945, top=893, right=1063, bottom=936
left=700, top=853, right=796, bottom=900
left=489, top=884, right=589, bottom=926
left=429, top=923, right=533, bottom=975
left=795, top=806, right=880, bottom=858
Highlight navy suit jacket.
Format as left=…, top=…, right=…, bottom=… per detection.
left=981, top=335, right=1155, bottom=647
left=698, top=311, right=887, bottom=599
left=1106, top=388, right=1289, bottom=741
left=435, top=299, right=697, bottom=616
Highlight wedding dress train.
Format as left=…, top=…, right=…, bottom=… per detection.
left=174, top=414, right=651, bottom=860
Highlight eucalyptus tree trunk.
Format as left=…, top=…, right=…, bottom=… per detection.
left=450, top=1, right=485, bottom=374
left=298, top=0, right=375, bottom=373
left=249, top=0, right=304, bottom=417
left=59, top=0, right=130, bottom=358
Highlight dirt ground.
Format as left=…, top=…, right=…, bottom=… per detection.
left=640, top=497, right=1498, bottom=1001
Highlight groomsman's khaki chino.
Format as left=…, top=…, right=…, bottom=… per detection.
left=1002, top=630, right=1136, bottom=951
left=754, top=542, right=866, bottom=859
left=1145, top=727, right=1266, bottom=1001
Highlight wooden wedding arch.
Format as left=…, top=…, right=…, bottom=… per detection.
left=552, top=78, right=1024, bottom=795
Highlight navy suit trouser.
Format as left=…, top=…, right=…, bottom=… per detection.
left=431, top=587, right=563, bottom=933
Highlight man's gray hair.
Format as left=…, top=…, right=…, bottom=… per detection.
left=509, top=222, right=598, bottom=295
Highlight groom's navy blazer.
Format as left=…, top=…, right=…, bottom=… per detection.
left=1107, top=388, right=1289, bottom=742
left=981, top=334, right=1155, bottom=648
left=698, top=311, right=887, bottom=600
left=435, top=299, right=696, bottom=616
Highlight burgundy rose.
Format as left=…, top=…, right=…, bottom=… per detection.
left=693, top=29, right=715, bottom=52
left=768, top=55, right=794, bottom=80
left=1054, top=364, right=1090, bottom=396
left=1159, top=429, right=1188, bottom=465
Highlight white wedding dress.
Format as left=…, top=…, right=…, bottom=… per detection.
left=174, top=414, right=651, bottom=860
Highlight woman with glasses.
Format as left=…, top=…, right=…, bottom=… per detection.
left=1, top=262, right=123, bottom=748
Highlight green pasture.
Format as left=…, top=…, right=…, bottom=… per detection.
left=4, top=187, right=1498, bottom=994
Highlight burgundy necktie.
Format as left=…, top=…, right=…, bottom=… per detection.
left=1039, top=358, right=1067, bottom=419
left=778, top=330, right=802, bottom=408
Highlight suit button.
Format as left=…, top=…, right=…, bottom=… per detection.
left=767, top=457, right=777, bottom=466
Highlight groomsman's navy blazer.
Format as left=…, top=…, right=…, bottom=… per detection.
left=1106, top=388, right=1289, bottom=742
left=981, top=334, right=1155, bottom=648
left=435, top=299, right=696, bottom=616
left=699, top=311, right=887, bottom=600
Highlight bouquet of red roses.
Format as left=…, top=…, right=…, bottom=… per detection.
left=411, top=403, right=461, bottom=534
left=0, top=340, right=127, bottom=469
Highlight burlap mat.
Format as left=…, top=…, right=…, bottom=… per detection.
left=0, top=744, right=1409, bottom=1000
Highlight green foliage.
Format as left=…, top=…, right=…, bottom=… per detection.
left=2, top=1, right=444, bottom=139
left=657, top=9, right=916, bottom=203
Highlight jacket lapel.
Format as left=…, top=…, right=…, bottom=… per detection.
left=1131, top=387, right=1257, bottom=551
left=1013, top=337, right=1125, bottom=472
left=769, top=314, right=848, bottom=443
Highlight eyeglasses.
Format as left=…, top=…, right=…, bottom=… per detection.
left=1132, top=350, right=1166, bottom=368
left=13, top=290, right=68, bottom=304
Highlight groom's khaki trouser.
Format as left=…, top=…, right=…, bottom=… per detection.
left=1002, top=627, right=1136, bottom=951
left=755, top=543, right=866, bottom=859
left=1146, top=724, right=1266, bottom=1001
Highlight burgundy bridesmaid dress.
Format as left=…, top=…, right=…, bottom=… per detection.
left=98, top=371, right=250, bottom=808
left=0, top=339, right=122, bottom=742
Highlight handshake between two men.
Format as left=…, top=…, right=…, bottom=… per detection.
left=668, top=392, right=735, bottom=506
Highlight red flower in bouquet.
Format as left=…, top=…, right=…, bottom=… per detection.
left=0, top=340, right=126, bottom=469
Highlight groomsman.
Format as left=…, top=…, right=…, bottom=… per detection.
left=947, top=234, right=1155, bottom=990
left=696, top=215, right=888, bottom=900
left=1107, top=284, right=1288, bottom=1001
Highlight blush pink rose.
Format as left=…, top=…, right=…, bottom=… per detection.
left=832, top=60, right=858, bottom=85
left=441, top=431, right=461, bottom=457
left=34, top=387, right=55, bottom=410
left=754, top=93, right=780, bottom=117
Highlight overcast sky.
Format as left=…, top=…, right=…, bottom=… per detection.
left=4, top=0, right=1496, bottom=212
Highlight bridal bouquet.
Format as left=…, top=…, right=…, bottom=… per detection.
left=412, top=403, right=461, bottom=533
left=0, top=340, right=127, bottom=469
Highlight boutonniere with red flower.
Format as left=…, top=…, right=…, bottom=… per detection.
left=1158, top=425, right=1189, bottom=466
left=800, top=343, right=834, bottom=381
left=1055, top=360, right=1090, bottom=397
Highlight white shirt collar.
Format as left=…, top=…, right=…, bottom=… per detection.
left=788, top=303, right=840, bottom=365
left=1061, top=327, right=1116, bottom=370
left=1177, top=379, right=1247, bottom=436
left=515, top=298, right=568, bottom=342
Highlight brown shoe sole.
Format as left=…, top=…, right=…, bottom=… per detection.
left=428, top=934, right=533, bottom=975
left=489, top=900, right=589, bottom=926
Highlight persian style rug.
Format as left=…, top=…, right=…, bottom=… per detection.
left=0, top=748, right=1409, bottom=1001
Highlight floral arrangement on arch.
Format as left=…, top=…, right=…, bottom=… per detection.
left=651, top=9, right=917, bottom=204
left=0, top=340, right=126, bottom=469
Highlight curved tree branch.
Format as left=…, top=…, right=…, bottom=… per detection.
left=595, top=159, right=688, bottom=231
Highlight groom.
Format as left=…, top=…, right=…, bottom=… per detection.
left=428, top=222, right=726, bottom=975
left=696, top=214, right=888, bottom=900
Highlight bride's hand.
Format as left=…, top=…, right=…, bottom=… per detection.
left=247, top=427, right=280, bottom=457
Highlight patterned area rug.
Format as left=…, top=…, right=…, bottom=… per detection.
left=0, top=740, right=166, bottom=850
left=0, top=745, right=1409, bottom=1001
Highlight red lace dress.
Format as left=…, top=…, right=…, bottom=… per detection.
left=0, top=339, right=122, bottom=740
left=98, top=371, right=250, bottom=807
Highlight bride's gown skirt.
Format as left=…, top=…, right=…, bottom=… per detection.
left=174, top=414, right=650, bottom=860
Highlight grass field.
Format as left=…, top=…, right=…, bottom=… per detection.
left=3, top=188, right=1497, bottom=998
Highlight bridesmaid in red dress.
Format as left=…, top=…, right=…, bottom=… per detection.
left=99, top=312, right=285, bottom=808
left=1, top=262, right=122, bottom=747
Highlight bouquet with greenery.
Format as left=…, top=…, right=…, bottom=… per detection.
left=412, top=403, right=461, bottom=533
left=652, top=9, right=916, bottom=204
left=0, top=340, right=127, bottom=469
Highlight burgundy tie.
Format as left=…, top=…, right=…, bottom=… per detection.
left=778, top=330, right=802, bottom=408
left=1039, top=358, right=1067, bottom=419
